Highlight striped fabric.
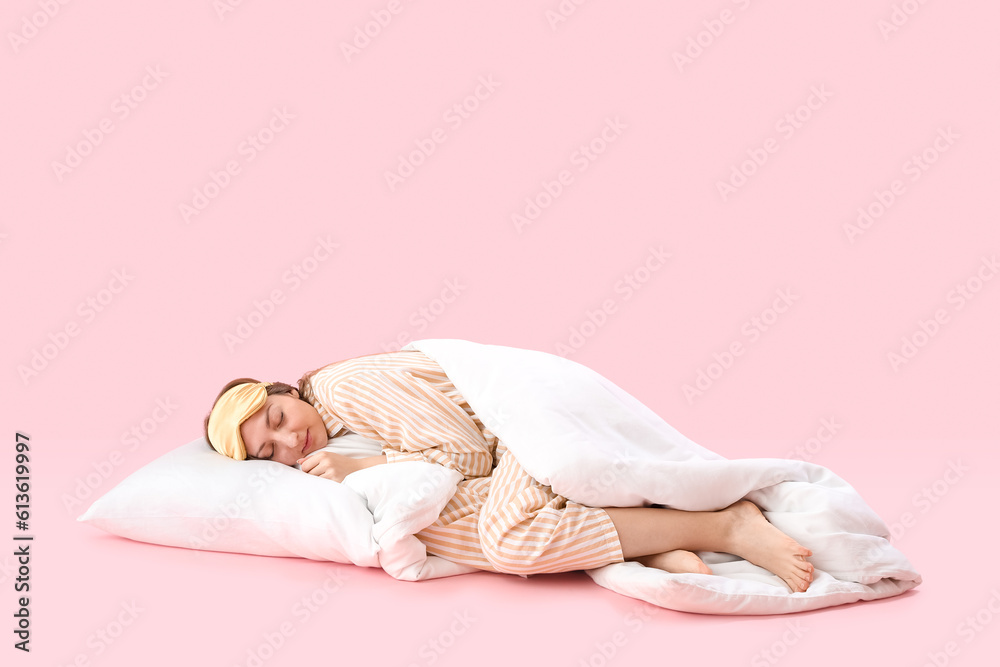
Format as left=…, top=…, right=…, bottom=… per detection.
left=300, top=350, right=625, bottom=575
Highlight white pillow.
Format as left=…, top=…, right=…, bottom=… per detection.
left=298, top=431, right=384, bottom=461
left=76, top=436, right=462, bottom=570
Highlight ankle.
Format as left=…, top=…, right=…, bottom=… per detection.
left=715, top=506, right=738, bottom=552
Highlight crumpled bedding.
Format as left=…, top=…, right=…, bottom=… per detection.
left=372, top=338, right=922, bottom=615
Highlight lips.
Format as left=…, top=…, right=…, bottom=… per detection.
left=302, top=430, right=310, bottom=455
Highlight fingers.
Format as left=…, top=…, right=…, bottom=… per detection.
left=301, top=460, right=325, bottom=476
left=297, top=451, right=323, bottom=472
left=302, top=463, right=331, bottom=479
left=297, top=451, right=353, bottom=482
left=299, top=458, right=340, bottom=482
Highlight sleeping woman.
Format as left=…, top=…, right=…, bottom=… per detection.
left=203, top=350, right=815, bottom=592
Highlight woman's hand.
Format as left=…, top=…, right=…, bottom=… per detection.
left=297, top=451, right=364, bottom=483
left=297, top=452, right=387, bottom=483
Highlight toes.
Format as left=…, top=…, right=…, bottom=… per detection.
left=783, top=576, right=803, bottom=593
left=643, top=550, right=715, bottom=576
left=686, top=557, right=713, bottom=575
left=792, top=562, right=813, bottom=583
left=787, top=570, right=809, bottom=592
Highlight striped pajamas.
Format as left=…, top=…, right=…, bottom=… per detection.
left=414, top=440, right=624, bottom=574
left=300, top=350, right=625, bottom=575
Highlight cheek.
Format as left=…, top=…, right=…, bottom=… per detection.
left=302, top=406, right=322, bottom=428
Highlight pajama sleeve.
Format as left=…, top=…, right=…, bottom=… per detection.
left=315, top=368, right=495, bottom=479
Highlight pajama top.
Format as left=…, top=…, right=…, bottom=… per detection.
left=299, top=350, right=625, bottom=575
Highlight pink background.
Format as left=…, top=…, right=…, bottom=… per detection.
left=3, top=1, right=998, bottom=664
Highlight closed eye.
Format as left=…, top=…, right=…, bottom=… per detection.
left=263, top=412, right=285, bottom=460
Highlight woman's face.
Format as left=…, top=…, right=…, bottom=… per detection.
left=240, top=390, right=326, bottom=466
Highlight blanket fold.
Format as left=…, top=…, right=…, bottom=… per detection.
left=399, top=338, right=921, bottom=614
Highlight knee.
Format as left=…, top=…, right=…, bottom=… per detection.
left=480, top=531, right=520, bottom=574
left=480, top=527, right=539, bottom=576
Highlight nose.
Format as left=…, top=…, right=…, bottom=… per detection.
left=277, top=431, right=299, bottom=453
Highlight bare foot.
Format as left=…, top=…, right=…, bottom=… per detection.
left=635, top=549, right=713, bottom=575
left=723, top=500, right=814, bottom=593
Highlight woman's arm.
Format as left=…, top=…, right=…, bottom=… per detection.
left=298, top=452, right=387, bottom=483
left=359, top=454, right=387, bottom=470
left=310, top=369, right=494, bottom=478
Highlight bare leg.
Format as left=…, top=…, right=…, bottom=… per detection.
left=603, top=506, right=733, bottom=557
left=604, top=500, right=814, bottom=592
left=633, top=549, right=712, bottom=575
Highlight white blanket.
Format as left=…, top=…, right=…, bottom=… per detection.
left=383, top=338, right=921, bottom=614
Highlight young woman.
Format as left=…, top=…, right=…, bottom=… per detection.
left=204, top=350, right=814, bottom=591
